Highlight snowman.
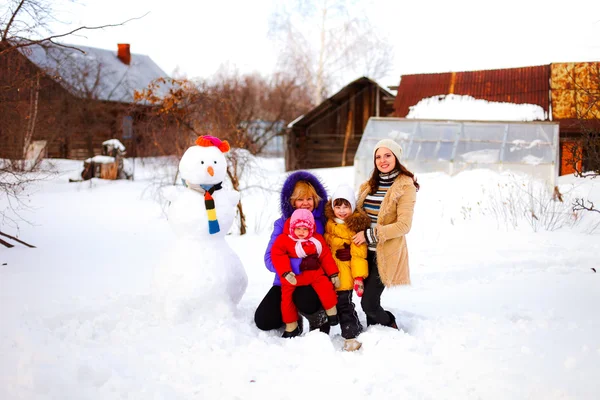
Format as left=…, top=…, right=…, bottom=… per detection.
left=153, top=135, right=248, bottom=321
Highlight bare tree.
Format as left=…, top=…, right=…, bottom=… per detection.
left=269, top=0, right=394, bottom=105
left=133, top=77, right=207, bottom=162
left=134, top=70, right=312, bottom=234
left=0, top=0, right=142, bottom=239
left=1, top=0, right=146, bottom=56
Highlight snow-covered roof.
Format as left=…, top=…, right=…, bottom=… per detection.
left=406, top=94, right=547, bottom=121
left=19, top=43, right=169, bottom=103
left=287, top=114, right=304, bottom=129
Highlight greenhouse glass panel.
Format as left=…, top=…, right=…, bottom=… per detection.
left=455, top=141, right=502, bottom=164
left=437, top=142, right=454, bottom=161
left=415, top=142, right=439, bottom=160
left=354, top=118, right=559, bottom=189
left=462, top=123, right=507, bottom=141
left=507, top=124, right=552, bottom=143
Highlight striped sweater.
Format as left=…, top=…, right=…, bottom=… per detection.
left=363, top=170, right=400, bottom=250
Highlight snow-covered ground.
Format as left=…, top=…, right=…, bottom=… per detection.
left=1, top=157, right=600, bottom=400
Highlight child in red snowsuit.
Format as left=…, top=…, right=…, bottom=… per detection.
left=271, top=208, right=340, bottom=338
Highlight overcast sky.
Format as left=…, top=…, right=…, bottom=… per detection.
left=49, top=0, right=600, bottom=89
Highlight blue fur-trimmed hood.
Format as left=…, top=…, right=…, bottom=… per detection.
left=280, top=171, right=328, bottom=219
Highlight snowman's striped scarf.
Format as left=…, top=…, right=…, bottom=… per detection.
left=183, top=180, right=223, bottom=235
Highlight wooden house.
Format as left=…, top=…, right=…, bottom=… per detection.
left=393, top=63, right=600, bottom=175
left=285, top=77, right=395, bottom=171
left=0, top=41, right=172, bottom=160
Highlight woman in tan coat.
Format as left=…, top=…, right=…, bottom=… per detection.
left=352, top=138, right=419, bottom=329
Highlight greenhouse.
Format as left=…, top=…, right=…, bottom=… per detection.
left=354, top=118, right=560, bottom=188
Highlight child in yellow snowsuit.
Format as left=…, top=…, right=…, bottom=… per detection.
left=324, top=184, right=371, bottom=351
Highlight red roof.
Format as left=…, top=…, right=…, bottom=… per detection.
left=394, top=65, right=551, bottom=117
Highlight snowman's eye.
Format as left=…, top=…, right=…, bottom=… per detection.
left=214, top=161, right=217, bottom=164
left=201, top=161, right=204, bottom=164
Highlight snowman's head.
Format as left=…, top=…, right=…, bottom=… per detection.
left=179, top=136, right=230, bottom=185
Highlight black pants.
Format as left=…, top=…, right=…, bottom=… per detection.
left=337, top=290, right=362, bottom=339
left=361, top=251, right=392, bottom=326
left=254, top=285, right=322, bottom=331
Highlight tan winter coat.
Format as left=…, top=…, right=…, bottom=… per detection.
left=356, top=174, right=417, bottom=287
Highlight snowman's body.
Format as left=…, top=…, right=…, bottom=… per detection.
left=153, top=140, right=248, bottom=321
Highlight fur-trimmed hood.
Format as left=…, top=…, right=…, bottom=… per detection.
left=280, top=171, right=328, bottom=219
left=324, top=199, right=372, bottom=233
left=264, top=171, right=328, bottom=287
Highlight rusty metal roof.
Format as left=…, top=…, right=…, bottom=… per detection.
left=393, top=65, right=551, bottom=117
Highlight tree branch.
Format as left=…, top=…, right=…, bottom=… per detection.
left=573, top=198, right=600, bottom=214
left=1, top=0, right=26, bottom=42
left=1, top=12, right=150, bottom=56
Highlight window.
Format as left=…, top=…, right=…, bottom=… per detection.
left=122, top=116, right=133, bottom=139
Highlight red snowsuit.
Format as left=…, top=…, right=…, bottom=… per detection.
left=271, top=232, right=339, bottom=324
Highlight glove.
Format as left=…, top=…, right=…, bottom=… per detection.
left=353, top=277, right=364, bottom=297
left=300, top=253, right=319, bottom=271
left=330, top=273, right=341, bottom=289
left=283, top=271, right=297, bottom=285
left=335, top=243, right=352, bottom=261
left=301, top=240, right=317, bottom=255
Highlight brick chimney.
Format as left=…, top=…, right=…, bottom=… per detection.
left=117, top=43, right=131, bottom=65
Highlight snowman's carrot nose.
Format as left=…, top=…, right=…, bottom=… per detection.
left=207, top=166, right=214, bottom=176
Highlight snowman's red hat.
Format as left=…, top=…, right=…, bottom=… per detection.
left=195, top=135, right=230, bottom=153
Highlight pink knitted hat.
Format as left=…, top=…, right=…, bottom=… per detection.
left=289, top=208, right=315, bottom=238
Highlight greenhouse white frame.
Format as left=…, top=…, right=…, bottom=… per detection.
left=354, top=118, right=560, bottom=188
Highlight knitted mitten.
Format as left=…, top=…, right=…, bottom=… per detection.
left=299, top=254, right=319, bottom=271
left=353, top=277, right=364, bottom=297
left=335, top=243, right=351, bottom=261
left=283, top=271, right=297, bottom=285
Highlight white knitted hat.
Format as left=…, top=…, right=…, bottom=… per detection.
left=373, top=138, right=403, bottom=161
left=331, top=184, right=356, bottom=212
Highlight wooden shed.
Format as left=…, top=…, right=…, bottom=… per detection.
left=285, top=77, right=395, bottom=171
left=0, top=41, right=172, bottom=160
left=392, top=63, right=600, bottom=175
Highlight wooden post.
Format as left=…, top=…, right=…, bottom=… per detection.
left=363, top=88, right=371, bottom=129
left=341, top=109, right=353, bottom=167
left=376, top=86, right=380, bottom=117
left=100, top=161, right=118, bottom=179
left=81, top=160, right=95, bottom=180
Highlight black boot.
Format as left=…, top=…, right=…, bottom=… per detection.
left=296, top=314, right=304, bottom=334
left=319, top=322, right=331, bottom=334
left=385, top=311, right=399, bottom=330
left=327, top=314, right=339, bottom=326
left=300, top=309, right=329, bottom=333
left=365, top=312, right=398, bottom=329
left=282, top=327, right=301, bottom=338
